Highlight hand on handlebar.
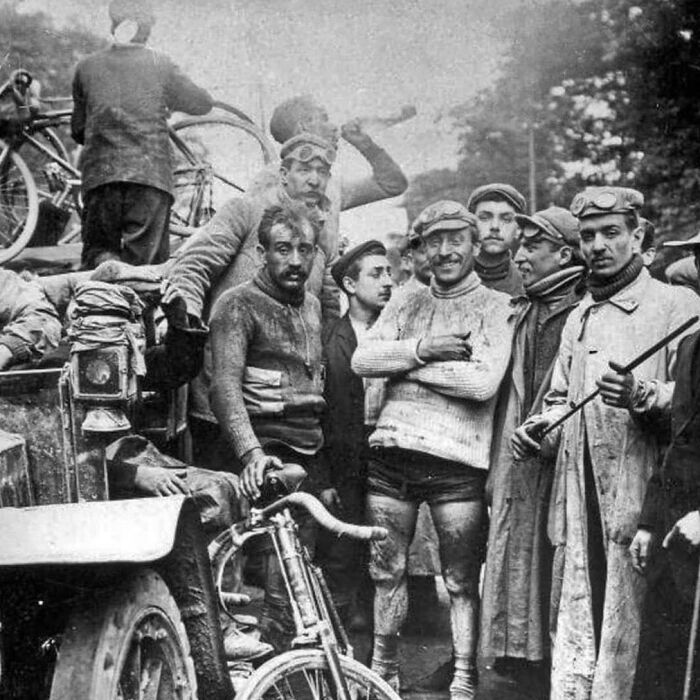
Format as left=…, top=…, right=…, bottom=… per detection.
left=240, top=450, right=283, bottom=501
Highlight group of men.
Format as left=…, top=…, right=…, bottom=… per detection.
left=3, top=2, right=700, bottom=700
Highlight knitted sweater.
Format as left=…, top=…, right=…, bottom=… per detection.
left=351, top=272, right=515, bottom=469
left=208, top=270, right=325, bottom=461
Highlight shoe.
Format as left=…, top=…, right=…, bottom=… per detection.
left=408, top=657, right=454, bottom=691
left=223, top=629, right=273, bottom=661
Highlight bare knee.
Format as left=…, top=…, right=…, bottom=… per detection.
left=369, top=543, right=407, bottom=587
left=442, top=563, right=479, bottom=598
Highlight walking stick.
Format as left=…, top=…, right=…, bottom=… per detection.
left=539, top=315, right=699, bottom=439
left=683, top=557, right=700, bottom=700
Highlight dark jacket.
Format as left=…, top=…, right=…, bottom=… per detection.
left=322, top=314, right=368, bottom=483
left=72, top=44, right=212, bottom=195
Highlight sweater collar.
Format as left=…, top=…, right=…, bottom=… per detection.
left=475, top=251, right=512, bottom=281
left=588, top=254, right=644, bottom=302
left=430, top=271, right=481, bottom=299
left=525, top=266, right=586, bottom=302
left=253, top=268, right=305, bottom=307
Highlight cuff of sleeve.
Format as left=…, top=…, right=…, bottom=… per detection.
left=0, top=336, right=30, bottom=362
left=630, top=378, right=652, bottom=409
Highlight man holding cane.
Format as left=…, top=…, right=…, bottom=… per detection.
left=630, top=232, right=700, bottom=700
left=512, top=187, right=699, bottom=699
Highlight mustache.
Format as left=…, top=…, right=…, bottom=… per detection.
left=434, top=255, right=462, bottom=264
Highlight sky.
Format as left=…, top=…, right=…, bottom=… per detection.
left=19, top=0, right=534, bottom=240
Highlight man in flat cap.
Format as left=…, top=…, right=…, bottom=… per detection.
left=164, top=133, right=341, bottom=469
left=630, top=230, right=700, bottom=700
left=72, top=0, right=213, bottom=268
left=315, top=239, right=393, bottom=627
left=512, top=187, right=700, bottom=699
left=352, top=200, right=515, bottom=697
left=467, top=183, right=526, bottom=297
left=480, top=207, right=586, bottom=690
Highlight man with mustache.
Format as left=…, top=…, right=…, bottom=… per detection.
left=467, top=183, right=526, bottom=297
left=352, top=201, right=515, bottom=698
left=512, top=187, right=700, bottom=699
left=316, top=240, right=393, bottom=628
left=481, top=207, right=586, bottom=691
left=164, top=133, right=338, bottom=469
left=208, top=201, right=333, bottom=651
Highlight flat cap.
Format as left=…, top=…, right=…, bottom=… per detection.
left=412, top=200, right=477, bottom=239
left=570, top=186, right=644, bottom=219
left=280, top=133, right=336, bottom=165
left=664, top=231, right=700, bottom=249
left=467, top=183, right=526, bottom=214
left=331, top=239, right=387, bottom=288
left=516, top=206, right=580, bottom=246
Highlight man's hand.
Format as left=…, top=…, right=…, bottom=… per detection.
left=340, top=119, right=373, bottom=149
left=134, top=466, right=191, bottom=497
left=319, top=488, right=342, bottom=512
left=630, top=529, right=655, bottom=574
left=418, top=332, right=472, bottom=362
left=596, top=361, right=636, bottom=408
left=511, top=415, right=552, bottom=461
left=0, top=345, right=13, bottom=371
left=240, top=449, right=283, bottom=501
left=663, top=511, right=700, bottom=550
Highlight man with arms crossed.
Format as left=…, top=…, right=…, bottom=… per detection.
left=352, top=200, right=515, bottom=699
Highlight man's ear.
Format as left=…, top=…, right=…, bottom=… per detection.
left=342, top=275, right=356, bottom=296
left=559, top=246, right=573, bottom=267
left=256, top=243, right=266, bottom=265
left=279, top=165, right=288, bottom=187
left=630, top=225, right=644, bottom=252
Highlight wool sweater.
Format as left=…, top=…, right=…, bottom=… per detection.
left=351, top=272, right=515, bottom=469
left=209, top=270, right=326, bottom=462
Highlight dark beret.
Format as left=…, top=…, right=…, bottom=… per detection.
left=331, top=239, right=387, bottom=288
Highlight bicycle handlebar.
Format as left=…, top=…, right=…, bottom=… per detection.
left=259, top=492, right=388, bottom=542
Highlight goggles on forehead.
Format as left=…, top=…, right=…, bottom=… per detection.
left=521, top=219, right=564, bottom=242
left=287, top=143, right=336, bottom=165
left=570, top=191, right=621, bottom=217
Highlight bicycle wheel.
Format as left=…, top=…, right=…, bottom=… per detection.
left=0, top=147, right=39, bottom=264
left=170, top=115, right=275, bottom=231
left=236, top=648, right=401, bottom=700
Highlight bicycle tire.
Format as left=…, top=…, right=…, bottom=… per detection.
left=0, top=147, right=39, bottom=264
left=169, top=115, right=275, bottom=231
left=236, top=648, right=401, bottom=700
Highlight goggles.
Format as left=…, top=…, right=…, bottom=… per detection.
left=520, top=219, right=565, bottom=242
left=286, top=143, right=336, bottom=165
left=570, top=191, right=622, bottom=217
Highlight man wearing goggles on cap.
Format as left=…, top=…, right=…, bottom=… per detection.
left=352, top=200, right=515, bottom=699
left=511, top=187, right=700, bottom=699
left=480, top=207, right=585, bottom=689
left=163, top=132, right=340, bottom=470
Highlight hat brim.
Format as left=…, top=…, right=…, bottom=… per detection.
left=664, top=233, right=700, bottom=248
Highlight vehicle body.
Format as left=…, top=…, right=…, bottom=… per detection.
left=0, top=280, right=234, bottom=699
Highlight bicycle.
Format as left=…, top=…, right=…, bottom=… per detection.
left=208, top=467, right=401, bottom=700
left=0, top=69, right=275, bottom=264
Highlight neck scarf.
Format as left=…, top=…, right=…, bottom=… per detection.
left=431, top=270, right=481, bottom=299
left=253, top=267, right=305, bottom=307
left=475, top=251, right=512, bottom=281
left=526, top=266, right=586, bottom=302
left=588, top=254, right=644, bottom=302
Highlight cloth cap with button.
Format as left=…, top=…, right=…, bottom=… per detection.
left=466, top=183, right=527, bottom=214
left=516, top=206, right=580, bottom=246
left=412, top=200, right=477, bottom=239
left=331, top=239, right=387, bottom=289
left=570, top=186, right=644, bottom=219
left=280, top=133, right=336, bottom=166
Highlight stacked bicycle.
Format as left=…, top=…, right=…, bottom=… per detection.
left=0, top=69, right=275, bottom=265
left=209, top=467, right=401, bottom=700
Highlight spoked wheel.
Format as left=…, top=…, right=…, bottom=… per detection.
left=236, top=648, right=401, bottom=700
left=0, top=147, right=39, bottom=264
left=169, top=114, right=275, bottom=234
left=49, top=568, right=197, bottom=700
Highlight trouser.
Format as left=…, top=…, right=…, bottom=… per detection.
left=315, top=474, right=371, bottom=621
left=81, top=182, right=171, bottom=268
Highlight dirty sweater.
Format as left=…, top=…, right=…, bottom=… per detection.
left=209, top=269, right=326, bottom=462
left=351, top=272, right=515, bottom=469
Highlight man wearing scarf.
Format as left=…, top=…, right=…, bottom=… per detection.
left=481, top=207, right=586, bottom=689
left=512, top=187, right=700, bottom=699
left=209, top=201, right=332, bottom=651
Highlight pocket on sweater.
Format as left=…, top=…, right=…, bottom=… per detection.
left=242, top=366, right=284, bottom=415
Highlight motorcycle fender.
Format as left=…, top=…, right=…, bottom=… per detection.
left=0, top=496, right=196, bottom=566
